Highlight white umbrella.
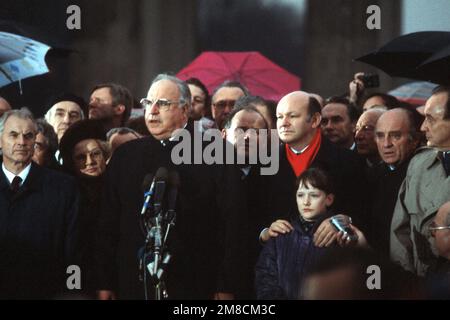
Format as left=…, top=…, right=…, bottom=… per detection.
left=0, top=31, right=50, bottom=94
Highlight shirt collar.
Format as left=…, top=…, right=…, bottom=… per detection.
left=240, top=166, right=251, bottom=178
left=160, top=122, right=188, bottom=146
left=427, top=148, right=446, bottom=169
left=2, top=162, right=32, bottom=186
left=289, top=144, right=309, bottom=155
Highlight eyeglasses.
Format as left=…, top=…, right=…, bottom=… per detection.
left=428, top=221, right=450, bottom=237
left=213, top=100, right=236, bottom=110
left=73, top=149, right=104, bottom=164
left=140, top=98, right=182, bottom=111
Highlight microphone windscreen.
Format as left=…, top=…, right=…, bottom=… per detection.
left=155, top=167, right=169, bottom=182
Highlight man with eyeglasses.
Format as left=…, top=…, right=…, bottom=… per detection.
left=96, top=74, right=246, bottom=300
left=88, top=83, right=133, bottom=132
left=425, top=201, right=450, bottom=298
left=391, top=86, right=450, bottom=277
left=211, top=80, right=249, bottom=130
left=429, top=202, right=450, bottom=263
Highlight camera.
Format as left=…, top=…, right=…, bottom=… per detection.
left=361, top=73, right=380, bottom=88
left=330, top=215, right=358, bottom=242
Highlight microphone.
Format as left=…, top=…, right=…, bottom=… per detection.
left=140, top=168, right=168, bottom=216
left=151, top=167, right=168, bottom=276
left=140, top=173, right=154, bottom=216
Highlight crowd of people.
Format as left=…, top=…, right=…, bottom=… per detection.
left=0, top=71, right=449, bottom=300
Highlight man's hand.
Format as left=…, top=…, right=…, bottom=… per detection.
left=313, top=217, right=339, bottom=247
left=260, top=219, right=294, bottom=242
left=97, top=290, right=116, bottom=300
left=336, top=224, right=369, bottom=249
left=349, top=72, right=365, bottom=104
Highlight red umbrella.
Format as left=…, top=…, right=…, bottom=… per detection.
left=177, top=51, right=301, bottom=102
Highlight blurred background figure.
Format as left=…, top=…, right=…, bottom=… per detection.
left=355, top=108, right=385, bottom=168
left=186, top=78, right=211, bottom=116
left=0, top=96, right=11, bottom=117
left=32, top=119, right=59, bottom=170
left=88, top=83, right=133, bottom=132
left=321, top=96, right=359, bottom=150
left=106, top=127, right=141, bottom=157
left=422, top=201, right=450, bottom=299
left=0, top=96, right=12, bottom=141
left=235, top=95, right=277, bottom=131
left=211, top=81, right=249, bottom=130
left=125, top=116, right=150, bottom=137
left=302, top=247, right=421, bottom=300
left=44, top=93, right=86, bottom=142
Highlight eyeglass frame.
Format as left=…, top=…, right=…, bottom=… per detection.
left=73, top=148, right=105, bottom=164
left=140, top=98, right=185, bottom=112
left=428, top=221, right=450, bottom=237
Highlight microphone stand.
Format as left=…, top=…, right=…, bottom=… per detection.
left=141, top=208, right=176, bottom=300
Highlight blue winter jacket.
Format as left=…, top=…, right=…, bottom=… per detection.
left=255, top=214, right=334, bottom=299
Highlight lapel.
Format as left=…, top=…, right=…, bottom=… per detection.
left=0, top=162, right=42, bottom=201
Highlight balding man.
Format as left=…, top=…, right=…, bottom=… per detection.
left=260, top=91, right=367, bottom=242
left=355, top=108, right=386, bottom=168
left=96, top=74, right=246, bottom=300
left=391, top=86, right=450, bottom=276
left=366, top=108, right=420, bottom=257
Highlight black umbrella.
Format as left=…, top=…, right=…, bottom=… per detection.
left=414, top=43, right=450, bottom=85
left=355, top=31, right=450, bottom=82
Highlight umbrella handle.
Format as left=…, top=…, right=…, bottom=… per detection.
left=18, top=78, right=23, bottom=95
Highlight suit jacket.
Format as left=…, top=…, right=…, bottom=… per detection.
left=95, top=128, right=247, bottom=299
left=366, top=160, right=410, bottom=258
left=261, top=138, right=367, bottom=232
left=0, top=162, right=80, bottom=299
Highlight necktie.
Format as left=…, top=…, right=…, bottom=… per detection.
left=10, top=176, right=22, bottom=193
left=443, top=152, right=450, bottom=176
